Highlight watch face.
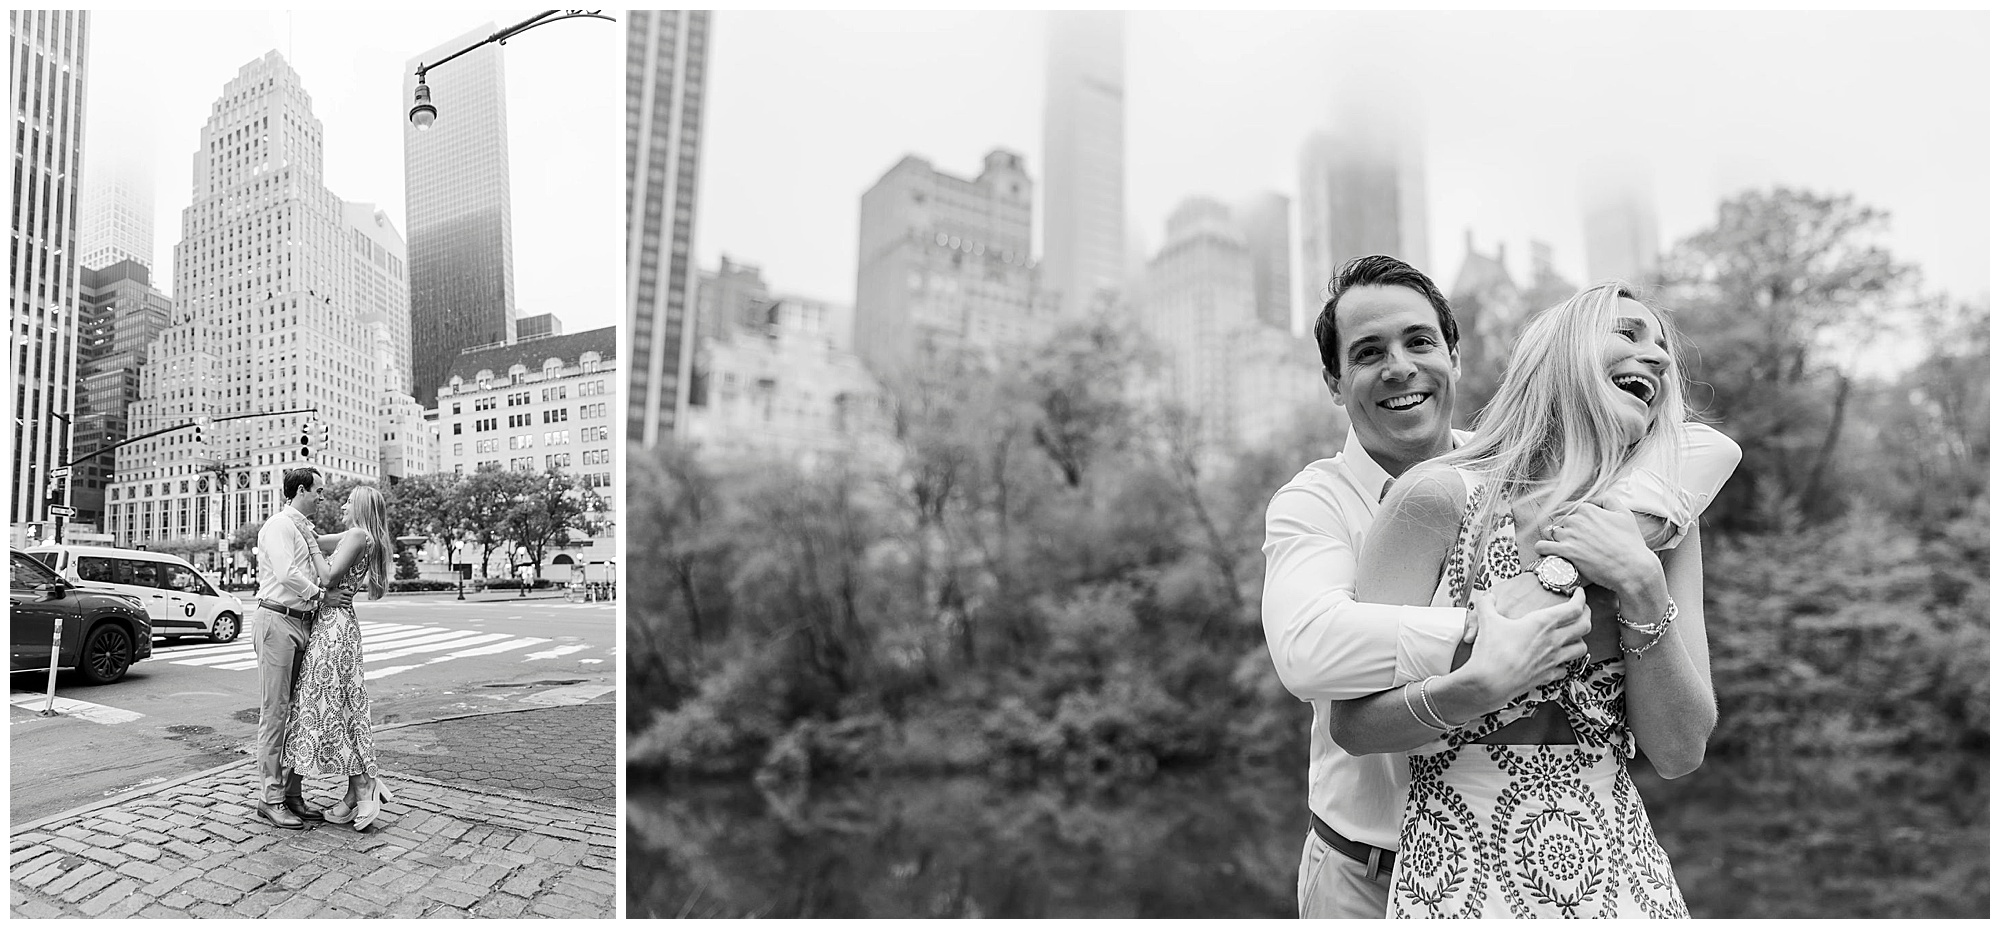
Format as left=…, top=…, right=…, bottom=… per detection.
left=1539, top=557, right=1579, bottom=589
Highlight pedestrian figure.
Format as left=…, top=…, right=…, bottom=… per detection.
left=250, top=466, right=350, bottom=829
left=285, top=485, right=397, bottom=830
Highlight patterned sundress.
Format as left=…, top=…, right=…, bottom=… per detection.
left=281, top=546, right=380, bottom=779
left=1389, top=472, right=1688, bottom=919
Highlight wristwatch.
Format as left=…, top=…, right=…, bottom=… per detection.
left=1533, top=555, right=1581, bottom=595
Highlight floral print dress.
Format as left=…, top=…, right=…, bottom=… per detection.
left=1389, top=472, right=1688, bottom=919
left=280, top=548, right=380, bottom=779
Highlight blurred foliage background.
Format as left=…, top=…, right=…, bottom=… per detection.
left=626, top=187, right=1988, bottom=917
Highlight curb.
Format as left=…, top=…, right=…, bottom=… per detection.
left=8, top=703, right=613, bottom=837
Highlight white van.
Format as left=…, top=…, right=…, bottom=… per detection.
left=25, top=545, right=246, bottom=643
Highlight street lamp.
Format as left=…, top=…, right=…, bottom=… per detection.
left=409, top=10, right=615, bottom=129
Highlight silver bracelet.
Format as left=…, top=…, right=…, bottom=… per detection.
left=1418, top=675, right=1465, bottom=729
left=1622, top=597, right=1679, bottom=658
left=1404, top=682, right=1449, bottom=731
left=1618, top=595, right=1677, bottom=636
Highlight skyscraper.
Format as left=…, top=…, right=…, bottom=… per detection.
left=627, top=10, right=711, bottom=448
left=1142, top=198, right=1257, bottom=450
left=106, top=53, right=381, bottom=550
left=343, top=201, right=412, bottom=400
left=1582, top=163, right=1661, bottom=285
left=405, top=26, right=515, bottom=410
left=10, top=11, right=89, bottom=539
left=78, top=147, right=153, bottom=273
left=1042, top=10, right=1125, bottom=317
left=1233, top=191, right=1294, bottom=333
left=74, top=260, right=171, bottom=527
left=1297, top=102, right=1430, bottom=316
left=853, top=150, right=1050, bottom=376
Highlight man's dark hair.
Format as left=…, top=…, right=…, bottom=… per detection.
left=1313, top=254, right=1460, bottom=381
left=282, top=466, right=321, bottom=501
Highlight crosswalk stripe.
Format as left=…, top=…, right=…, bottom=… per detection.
left=155, top=617, right=573, bottom=677
left=524, top=644, right=592, bottom=661
left=169, top=627, right=482, bottom=668
left=366, top=636, right=550, bottom=680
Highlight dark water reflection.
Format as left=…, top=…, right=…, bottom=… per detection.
left=629, top=752, right=1987, bottom=918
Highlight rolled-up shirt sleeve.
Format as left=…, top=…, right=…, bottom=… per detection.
left=1262, top=483, right=1465, bottom=702
left=1617, top=422, right=1744, bottom=550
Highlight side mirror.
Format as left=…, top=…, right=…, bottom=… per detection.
left=37, top=580, right=69, bottom=599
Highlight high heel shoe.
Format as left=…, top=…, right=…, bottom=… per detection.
left=352, top=776, right=395, bottom=831
left=323, top=795, right=358, bottom=825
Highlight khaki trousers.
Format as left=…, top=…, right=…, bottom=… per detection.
left=253, top=607, right=310, bottom=803
left=1297, top=830, right=1392, bottom=919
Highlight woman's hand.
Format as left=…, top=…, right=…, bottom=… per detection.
left=1531, top=497, right=1665, bottom=603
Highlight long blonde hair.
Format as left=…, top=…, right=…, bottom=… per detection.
left=1434, top=281, right=1686, bottom=544
left=346, top=485, right=392, bottom=599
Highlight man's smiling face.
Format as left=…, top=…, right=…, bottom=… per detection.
left=1326, top=284, right=1459, bottom=477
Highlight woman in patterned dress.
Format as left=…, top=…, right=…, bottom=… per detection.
left=283, top=485, right=396, bottom=830
left=1336, top=282, right=1721, bottom=917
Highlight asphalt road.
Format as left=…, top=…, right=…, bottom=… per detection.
left=8, top=594, right=616, bottom=824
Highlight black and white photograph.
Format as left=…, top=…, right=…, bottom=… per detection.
left=9, top=9, right=621, bottom=918
left=624, top=9, right=1988, bottom=920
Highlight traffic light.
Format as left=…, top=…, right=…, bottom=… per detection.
left=300, top=419, right=313, bottom=458
left=193, top=416, right=207, bottom=447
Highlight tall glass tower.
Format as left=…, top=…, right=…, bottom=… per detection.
left=9, top=11, right=89, bottom=538
left=404, top=26, right=516, bottom=411
left=1041, top=11, right=1125, bottom=318
left=626, top=10, right=710, bottom=447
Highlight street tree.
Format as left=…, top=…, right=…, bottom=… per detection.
left=453, top=467, right=538, bottom=577
left=500, top=468, right=605, bottom=578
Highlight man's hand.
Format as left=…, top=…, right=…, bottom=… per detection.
left=1456, top=589, right=1590, bottom=706
left=323, top=587, right=354, bottom=611
left=1532, top=497, right=1663, bottom=601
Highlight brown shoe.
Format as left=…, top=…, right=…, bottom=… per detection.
left=284, top=794, right=326, bottom=822
left=255, top=800, right=306, bottom=830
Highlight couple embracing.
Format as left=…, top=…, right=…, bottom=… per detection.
left=249, top=466, right=396, bottom=832
left=1264, top=256, right=1742, bottom=918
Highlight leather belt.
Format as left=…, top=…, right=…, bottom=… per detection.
left=1311, top=813, right=1396, bottom=882
left=259, top=602, right=316, bottom=623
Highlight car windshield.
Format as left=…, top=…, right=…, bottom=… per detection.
left=11, top=552, right=60, bottom=589
left=27, top=551, right=57, bottom=569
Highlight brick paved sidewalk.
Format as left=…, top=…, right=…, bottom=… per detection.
left=10, top=707, right=615, bottom=918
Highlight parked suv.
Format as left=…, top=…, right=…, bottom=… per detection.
left=10, top=550, right=153, bottom=685
left=26, top=545, right=246, bottom=643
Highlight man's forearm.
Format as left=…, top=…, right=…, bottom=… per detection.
left=1267, top=595, right=1466, bottom=701
left=1327, top=662, right=1506, bottom=755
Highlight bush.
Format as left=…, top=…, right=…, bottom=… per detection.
left=387, top=579, right=461, bottom=592
left=482, top=578, right=556, bottom=590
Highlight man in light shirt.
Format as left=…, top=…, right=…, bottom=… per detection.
left=251, top=466, right=353, bottom=829
left=1262, top=256, right=1740, bottom=917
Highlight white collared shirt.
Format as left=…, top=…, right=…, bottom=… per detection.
left=256, top=507, right=324, bottom=610
left=1261, top=422, right=1741, bottom=848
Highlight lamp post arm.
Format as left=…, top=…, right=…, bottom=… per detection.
left=413, top=10, right=616, bottom=79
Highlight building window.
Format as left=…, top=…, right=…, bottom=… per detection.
left=544, top=453, right=571, bottom=469
left=541, top=408, right=569, bottom=424
left=544, top=430, right=570, bottom=445
left=580, top=425, right=610, bottom=443
left=510, top=435, right=532, bottom=450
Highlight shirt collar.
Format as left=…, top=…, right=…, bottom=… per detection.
left=1339, top=427, right=1473, bottom=508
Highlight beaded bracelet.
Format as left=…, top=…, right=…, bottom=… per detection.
left=1620, top=597, right=1679, bottom=658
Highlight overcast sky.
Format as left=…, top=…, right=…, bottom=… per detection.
left=84, top=10, right=621, bottom=333
left=692, top=10, right=1989, bottom=329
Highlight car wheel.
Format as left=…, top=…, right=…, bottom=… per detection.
left=79, top=624, right=134, bottom=685
left=210, top=613, right=240, bottom=644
